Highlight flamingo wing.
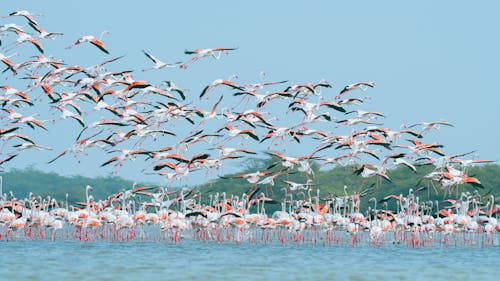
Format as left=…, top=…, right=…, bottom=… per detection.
left=89, top=38, right=109, bottom=54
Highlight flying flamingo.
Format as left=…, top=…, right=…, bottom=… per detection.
left=336, top=117, right=382, bottom=127
left=175, top=130, right=223, bottom=152
left=364, top=126, right=423, bottom=142
left=407, top=120, right=454, bottom=135
left=265, top=152, right=313, bottom=170
left=0, top=52, right=18, bottom=74
left=160, top=81, right=186, bottom=100
left=284, top=80, right=332, bottom=97
left=240, top=78, right=289, bottom=92
left=48, top=131, right=115, bottom=164
left=283, top=179, right=314, bottom=191
left=51, top=105, right=85, bottom=127
left=217, top=124, right=259, bottom=141
left=141, top=50, right=181, bottom=71
left=3, top=109, right=48, bottom=130
left=233, top=90, right=292, bottom=108
left=0, top=153, right=18, bottom=167
left=288, top=98, right=346, bottom=113
left=353, top=163, right=391, bottom=189
left=66, top=31, right=110, bottom=54
left=13, top=142, right=52, bottom=152
left=335, top=81, right=374, bottom=99
left=382, top=153, right=417, bottom=173
left=345, top=109, right=385, bottom=119
left=220, top=170, right=273, bottom=184
left=0, top=132, right=35, bottom=146
left=233, top=110, right=275, bottom=128
left=4, top=29, right=44, bottom=53
left=0, top=23, right=26, bottom=34
left=28, top=22, right=63, bottom=39
left=0, top=85, right=30, bottom=100
left=211, top=146, right=256, bottom=157
left=100, top=149, right=152, bottom=170
left=4, top=10, right=41, bottom=25
left=259, top=125, right=299, bottom=145
left=199, top=75, right=243, bottom=99
left=193, top=95, right=224, bottom=127
left=180, top=47, right=238, bottom=69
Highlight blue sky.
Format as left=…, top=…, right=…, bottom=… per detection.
left=2, top=1, right=498, bottom=186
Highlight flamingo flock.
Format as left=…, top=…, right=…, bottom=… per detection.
left=0, top=10, right=497, bottom=246
left=0, top=183, right=498, bottom=247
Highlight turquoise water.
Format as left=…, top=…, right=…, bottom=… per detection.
left=0, top=240, right=498, bottom=281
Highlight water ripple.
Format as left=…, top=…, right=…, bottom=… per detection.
left=0, top=241, right=498, bottom=281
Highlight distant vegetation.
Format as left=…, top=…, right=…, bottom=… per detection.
left=1, top=168, right=138, bottom=205
left=2, top=160, right=498, bottom=213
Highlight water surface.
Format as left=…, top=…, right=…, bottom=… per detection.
left=1, top=240, right=497, bottom=281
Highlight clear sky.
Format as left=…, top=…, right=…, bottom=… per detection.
left=1, top=1, right=499, bottom=186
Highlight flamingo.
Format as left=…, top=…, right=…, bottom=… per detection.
left=233, top=90, right=292, bottom=109
left=234, top=109, right=275, bottom=128
left=353, top=163, right=392, bottom=187
left=100, top=149, right=152, bottom=169
left=364, top=126, right=423, bottom=142
left=408, top=120, right=454, bottom=135
left=4, top=10, right=41, bottom=25
left=451, top=158, right=495, bottom=170
left=152, top=162, right=193, bottom=181
left=46, top=135, right=112, bottom=164
left=291, top=126, right=329, bottom=140
left=15, top=54, right=63, bottom=71
left=180, top=47, right=238, bottom=69
left=241, top=78, right=289, bottom=92
left=51, top=105, right=85, bottom=127
left=194, top=95, right=224, bottom=126
left=124, top=124, right=176, bottom=141
left=0, top=23, right=25, bottom=34
left=3, top=109, right=48, bottom=130
left=288, top=98, right=346, bottom=113
left=0, top=52, right=18, bottom=74
left=335, top=81, right=374, bottom=99
left=345, top=109, right=385, bottom=119
left=0, top=95, right=32, bottom=108
left=395, top=139, right=445, bottom=157
left=66, top=31, right=110, bottom=54
left=28, top=22, right=63, bottom=39
left=5, top=28, right=44, bottom=53
left=293, top=110, right=332, bottom=126
left=265, top=152, right=313, bottom=170
left=259, top=125, right=299, bottom=144
left=0, top=132, right=35, bottom=145
left=13, top=142, right=52, bottom=151
left=0, top=153, right=18, bottom=167
left=199, top=76, right=243, bottom=99
left=283, top=179, right=314, bottom=191
left=153, top=153, right=209, bottom=172
left=160, top=81, right=186, bottom=100
left=336, top=117, right=382, bottom=127
left=391, top=158, right=417, bottom=173
left=217, top=125, right=259, bottom=141
left=141, top=50, right=181, bottom=71
left=175, top=130, right=223, bottom=152
left=338, top=97, right=366, bottom=106
left=284, top=80, right=332, bottom=97
left=220, top=170, right=273, bottom=184
left=212, top=146, right=256, bottom=157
